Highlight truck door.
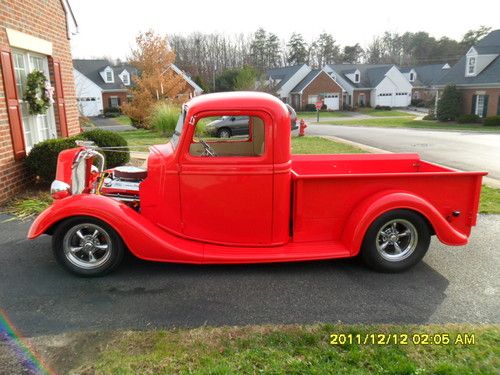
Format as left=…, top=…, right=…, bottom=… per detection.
left=179, top=113, right=274, bottom=246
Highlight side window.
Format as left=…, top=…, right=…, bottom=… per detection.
left=190, top=115, right=265, bottom=157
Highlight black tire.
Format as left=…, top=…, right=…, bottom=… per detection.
left=360, top=209, right=431, bottom=273
left=52, top=216, right=125, bottom=277
left=217, top=128, right=231, bottom=138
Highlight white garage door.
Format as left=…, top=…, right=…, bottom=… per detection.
left=324, top=94, right=339, bottom=110
left=377, top=93, right=393, bottom=107
left=394, top=92, right=409, bottom=107
left=77, top=97, right=101, bottom=117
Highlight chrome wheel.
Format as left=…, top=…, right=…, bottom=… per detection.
left=62, top=223, right=112, bottom=270
left=218, top=129, right=231, bottom=138
left=375, top=219, right=418, bottom=262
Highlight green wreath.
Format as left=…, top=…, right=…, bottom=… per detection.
left=24, top=70, right=51, bottom=115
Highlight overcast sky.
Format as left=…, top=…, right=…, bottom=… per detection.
left=70, top=0, right=500, bottom=60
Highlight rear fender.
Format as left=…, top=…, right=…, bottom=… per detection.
left=28, top=194, right=203, bottom=263
left=342, top=191, right=468, bottom=256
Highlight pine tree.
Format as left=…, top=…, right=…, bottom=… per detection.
left=286, top=33, right=308, bottom=65
left=266, top=33, right=281, bottom=68
left=250, top=28, right=268, bottom=71
left=436, top=85, right=462, bottom=121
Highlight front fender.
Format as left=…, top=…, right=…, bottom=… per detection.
left=28, top=194, right=203, bottom=263
left=342, top=191, right=468, bottom=256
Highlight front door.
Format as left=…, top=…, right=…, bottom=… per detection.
left=12, top=50, right=57, bottom=152
left=179, top=114, right=274, bottom=245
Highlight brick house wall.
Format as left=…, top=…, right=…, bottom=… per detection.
left=412, top=88, right=436, bottom=103
left=458, top=87, right=500, bottom=117
left=353, top=90, right=371, bottom=108
left=0, top=0, right=79, bottom=204
left=102, top=91, right=128, bottom=110
left=300, top=71, right=344, bottom=110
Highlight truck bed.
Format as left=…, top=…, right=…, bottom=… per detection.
left=291, top=153, right=486, bottom=243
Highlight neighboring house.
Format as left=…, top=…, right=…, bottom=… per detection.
left=289, top=69, right=344, bottom=110
left=0, top=0, right=79, bottom=204
left=265, top=64, right=311, bottom=105
left=264, top=64, right=345, bottom=110
left=436, top=29, right=500, bottom=118
left=400, top=63, right=450, bottom=102
left=324, top=64, right=413, bottom=108
left=73, top=59, right=203, bottom=117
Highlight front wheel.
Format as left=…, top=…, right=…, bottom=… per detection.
left=52, top=216, right=125, bottom=277
left=361, top=210, right=431, bottom=273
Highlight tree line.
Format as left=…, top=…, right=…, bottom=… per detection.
left=168, top=26, right=491, bottom=92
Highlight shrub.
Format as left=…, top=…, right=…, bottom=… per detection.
left=103, top=107, right=121, bottom=118
left=411, top=99, right=427, bottom=107
left=457, top=114, right=480, bottom=124
left=436, top=85, right=461, bottom=121
left=374, top=105, right=391, bottom=111
left=304, top=104, right=317, bottom=111
left=25, top=137, right=78, bottom=182
left=148, top=102, right=180, bottom=135
left=483, top=115, right=500, bottom=126
left=422, top=114, right=436, bottom=120
left=77, top=129, right=130, bottom=168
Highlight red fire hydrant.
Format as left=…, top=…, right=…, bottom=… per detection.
left=299, top=119, right=307, bottom=137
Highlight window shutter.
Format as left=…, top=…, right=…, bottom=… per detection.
left=117, top=97, right=121, bottom=106
left=497, top=97, right=500, bottom=116
left=50, top=58, right=69, bottom=137
left=482, top=95, right=489, bottom=118
left=0, top=50, right=26, bottom=160
left=471, top=95, right=477, bottom=115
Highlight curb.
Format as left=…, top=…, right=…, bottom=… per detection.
left=321, top=135, right=500, bottom=189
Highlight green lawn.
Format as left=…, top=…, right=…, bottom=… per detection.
left=72, top=324, right=499, bottom=375
left=115, top=115, right=133, bottom=125
left=319, top=117, right=500, bottom=132
left=480, top=185, right=500, bottom=214
left=357, top=108, right=413, bottom=117
left=297, top=111, right=350, bottom=118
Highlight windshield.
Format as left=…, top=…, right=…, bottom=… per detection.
left=170, top=107, right=186, bottom=149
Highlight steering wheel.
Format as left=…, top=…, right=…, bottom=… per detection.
left=198, top=139, right=217, bottom=157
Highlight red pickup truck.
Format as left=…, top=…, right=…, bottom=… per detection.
left=28, top=92, right=486, bottom=276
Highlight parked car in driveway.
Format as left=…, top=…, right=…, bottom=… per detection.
left=206, top=104, right=298, bottom=138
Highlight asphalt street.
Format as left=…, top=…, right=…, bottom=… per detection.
left=308, top=124, right=500, bottom=182
left=0, top=214, right=498, bottom=337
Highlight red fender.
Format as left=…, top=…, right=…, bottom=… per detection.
left=28, top=194, right=204, bottom=263
left=342, top=191, right=468, bottom=256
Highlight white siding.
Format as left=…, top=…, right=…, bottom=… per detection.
left=278, top=65, right=311, bottom=99
left=373, top=67, right=412, bottom=107
left=74, top=69, right=103, bottom=117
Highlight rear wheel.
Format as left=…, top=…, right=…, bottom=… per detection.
left=361, top=210, right=431, bottom=272
left=52, top=217, right=125, bottom=277
left=217, top=128, right=231, bottom=138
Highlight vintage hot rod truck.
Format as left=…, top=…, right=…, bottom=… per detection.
left=29, top=92, right=486, bottom=276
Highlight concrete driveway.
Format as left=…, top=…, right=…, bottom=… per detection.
left=308, top=124, right=500, bottom=185
left=0, top=214, right=498, bottom=337
left=89, top=116, right=134, bottom=132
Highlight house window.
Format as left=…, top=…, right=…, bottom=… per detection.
left=308, top=95, right=318, bottom=104
left=354, top=73, right=360, bottom=82
left=109, top=96, right=120, bottom=108
left=476, top=95, right=485, bottom=117
left=409, top=72, right=415, bottom=82
left=358, top=94, right=365, bottom=106
left=106, top=70, right=113, bottom=82
left=468, top=57, right=476, bottom=75
left=122, top=73, right=129, bottom=85
left=12, top=50, right=57, bottom=151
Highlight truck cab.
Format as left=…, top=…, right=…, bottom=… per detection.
left=28, top=92, right=487, bottom=277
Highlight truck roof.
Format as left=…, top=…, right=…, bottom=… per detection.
left=186, top=91, right=289, bottom=118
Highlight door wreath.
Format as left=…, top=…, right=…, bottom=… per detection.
left=24, top=70, right=54, bottom=115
